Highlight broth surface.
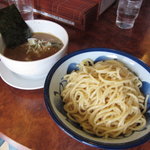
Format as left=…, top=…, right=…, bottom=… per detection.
left=3, top=32, right=63, bottom=61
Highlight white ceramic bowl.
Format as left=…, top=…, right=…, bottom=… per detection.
left=44, top=48, right=150, bottom=149
left=0, top=19, right=68, bottom=79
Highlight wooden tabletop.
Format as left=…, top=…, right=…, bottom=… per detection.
left=0, top=0, right=150, bottom=150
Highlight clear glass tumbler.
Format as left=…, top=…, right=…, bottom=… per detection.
left=8, top=0, right=34, bottom=20
left=116, top=0, right=143, bottom=29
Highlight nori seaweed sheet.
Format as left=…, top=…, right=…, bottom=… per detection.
left=0, top=4, right=32, bottom=48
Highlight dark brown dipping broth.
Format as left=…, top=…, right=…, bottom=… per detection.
left=3, top=32, right=64, bottom=61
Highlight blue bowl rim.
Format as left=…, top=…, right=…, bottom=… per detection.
left=44, top=48, right=150, bottom=149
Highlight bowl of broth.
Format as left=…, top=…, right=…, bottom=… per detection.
left=0, top=19, right=68, bottom=79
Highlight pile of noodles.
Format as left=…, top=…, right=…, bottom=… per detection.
left=61, top=59, right=146, bottom=138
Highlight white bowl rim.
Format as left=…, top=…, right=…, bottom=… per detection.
left=44, top=48, right=150, bottom=149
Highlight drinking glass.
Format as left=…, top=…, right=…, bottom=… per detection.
left=8, top=0, right=34, bottom=20
left=116, top=0, right=143, bottom=29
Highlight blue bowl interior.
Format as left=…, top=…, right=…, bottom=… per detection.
left=44, top=48, right=150, bottom=149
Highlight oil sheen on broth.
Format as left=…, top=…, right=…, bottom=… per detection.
left=3, top=32, right=64, bottom=61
